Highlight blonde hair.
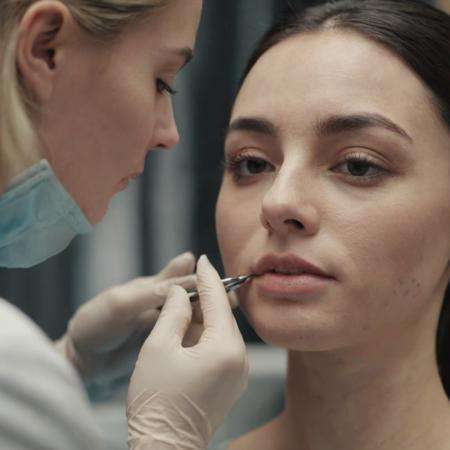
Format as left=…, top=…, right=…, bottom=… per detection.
left=0, top=0, right=167, bottom=189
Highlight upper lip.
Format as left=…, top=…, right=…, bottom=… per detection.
left=252, top=253, right=333, bottom=278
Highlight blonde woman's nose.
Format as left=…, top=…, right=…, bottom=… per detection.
left=153, top=101, right=180, bottom=150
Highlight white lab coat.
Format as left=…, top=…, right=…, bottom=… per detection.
left=0, top=298, right=105, bottom=450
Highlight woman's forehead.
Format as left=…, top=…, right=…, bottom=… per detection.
left=233, top=30, right=441, bottom=142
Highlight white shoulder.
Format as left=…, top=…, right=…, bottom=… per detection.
left=0, top=298, right=105, bottom=450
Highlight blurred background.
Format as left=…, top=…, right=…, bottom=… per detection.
left=0, top=0, right=448, bottom=447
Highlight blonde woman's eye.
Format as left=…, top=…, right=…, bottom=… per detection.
left=156, top=78, right=177, bottom=96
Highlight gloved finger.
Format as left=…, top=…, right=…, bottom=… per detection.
left=191, top=291, right=239, bottom=324
left=195, top=255, right=235, bottom=332
left=191, top=300, right=203, bottom=324
left=182, top=321, right=204, bottom=348
left=136, top=309, right=160, bottom=332
left=148, top=286, right=193, bottom=347
left=154, top=252, right=196, bottom=281
left=228, top=291, right=239, bottom=309
left=153, top=274, right=197, bottom=298
left=132, top=274, right=197, bottom=292
left=122, top=274, right=197, bottom=316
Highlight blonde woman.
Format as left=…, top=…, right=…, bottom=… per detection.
left=0, top=1, right=247, bottom=449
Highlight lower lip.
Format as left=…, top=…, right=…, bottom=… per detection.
left=118, top=178, right=129, bottom=191
left=255, top=272, right=336, bottom=299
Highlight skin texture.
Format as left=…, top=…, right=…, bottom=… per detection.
left=437, top=0, right=450, bottom=13
left=216, top=30, right=450, bottom=450
left=16, top=0, right=202, bottom=223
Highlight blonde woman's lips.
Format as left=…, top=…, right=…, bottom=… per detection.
left=118, top=178, right=129, bottom=191
left=117, top=173, right=141, bottom=191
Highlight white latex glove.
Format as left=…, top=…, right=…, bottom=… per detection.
left=127, top=255, right=248, bottom=450
left=55, top=252, right=198, bottom=385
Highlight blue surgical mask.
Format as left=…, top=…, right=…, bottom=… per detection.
left=0, top=160, right=93, bottom=268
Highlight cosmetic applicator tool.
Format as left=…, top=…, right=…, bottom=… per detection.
left=186, top=274, right=254, bottom=302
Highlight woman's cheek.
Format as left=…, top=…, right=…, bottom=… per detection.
left=216, top=190, right=239, bottom=274
left=216, top=185, right=257, bottom=275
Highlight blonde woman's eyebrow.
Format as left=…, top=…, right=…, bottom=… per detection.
left=158, top=47, right=194, bottom=72
left=171, top=47, right=194, bottom=68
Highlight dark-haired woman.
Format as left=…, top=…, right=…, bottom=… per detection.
left=214, top=1, right=450, bottom=449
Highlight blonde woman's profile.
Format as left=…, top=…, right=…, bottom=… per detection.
left=0, top=1, right=248, bottom=448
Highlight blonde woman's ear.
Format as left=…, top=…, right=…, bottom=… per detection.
left=15, top=1, right=72, bottom=103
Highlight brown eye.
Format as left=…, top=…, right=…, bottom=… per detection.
left=223, top=154, right=274, bottom=183
left=241, top=158, right=269, bottom=175
left=346, top=159, right=372, bottom=176
left=332, top=153, right=389, bottom=186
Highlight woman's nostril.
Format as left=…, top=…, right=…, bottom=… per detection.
left=285, top=219, right=304, bottom=230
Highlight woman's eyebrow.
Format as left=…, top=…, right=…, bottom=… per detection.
left=225, top=117, right=279, bottom=139
left=176, top=47, right=194, bottom=68
left=225, top=113, right=413, bottom=143
left=163, top=46, right=194, bottom=69
left=314, top=113, right=413, bottom=143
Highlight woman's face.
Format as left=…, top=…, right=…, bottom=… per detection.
left=216, top=30, right=450, bottom=351
left=27, top=0, right=202, bottom=223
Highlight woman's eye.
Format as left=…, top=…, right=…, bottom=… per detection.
left=240, top=158, right=269, bottom=175
left=223, top=155, right=273, bottom=182
left=332, top=154, right=388, bottom=184
left=156, top=78, right=177, bottom=96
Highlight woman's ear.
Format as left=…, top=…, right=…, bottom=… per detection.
left=16, top=1, right=74, bottom=104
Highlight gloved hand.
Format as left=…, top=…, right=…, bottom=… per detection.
left=127, top=255, right=249, bottom=450
left=55, top=252, right=198, bottom=385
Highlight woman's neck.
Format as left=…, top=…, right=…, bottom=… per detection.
left=280, top=308, right=450, bottom=450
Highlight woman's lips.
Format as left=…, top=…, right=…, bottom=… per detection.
left=254, top=272, right=336, bottom=299
left=249, top=252, right=336, bottom=299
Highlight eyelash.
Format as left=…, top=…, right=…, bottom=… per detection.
left=222, top=153, right=269, bottom=182
left=156, top=78, right=178, bottom=96
left=222, top=152, right=388, bottom=186
left=335, top=153, right=388, bottom=185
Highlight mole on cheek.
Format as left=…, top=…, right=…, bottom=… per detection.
left=393, top=276, right=421, bottom=300
left=399, top=277, right=421, bottom=301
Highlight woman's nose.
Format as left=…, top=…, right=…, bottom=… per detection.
left=153, top=99, right=180, bottom=150
left=260, top=169, right=320, bottom=237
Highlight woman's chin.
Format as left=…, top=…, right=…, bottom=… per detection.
left=239, top=292, right=349, bottom=352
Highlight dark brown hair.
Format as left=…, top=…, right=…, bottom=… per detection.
left=239, top=0, right=450, bottom=394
